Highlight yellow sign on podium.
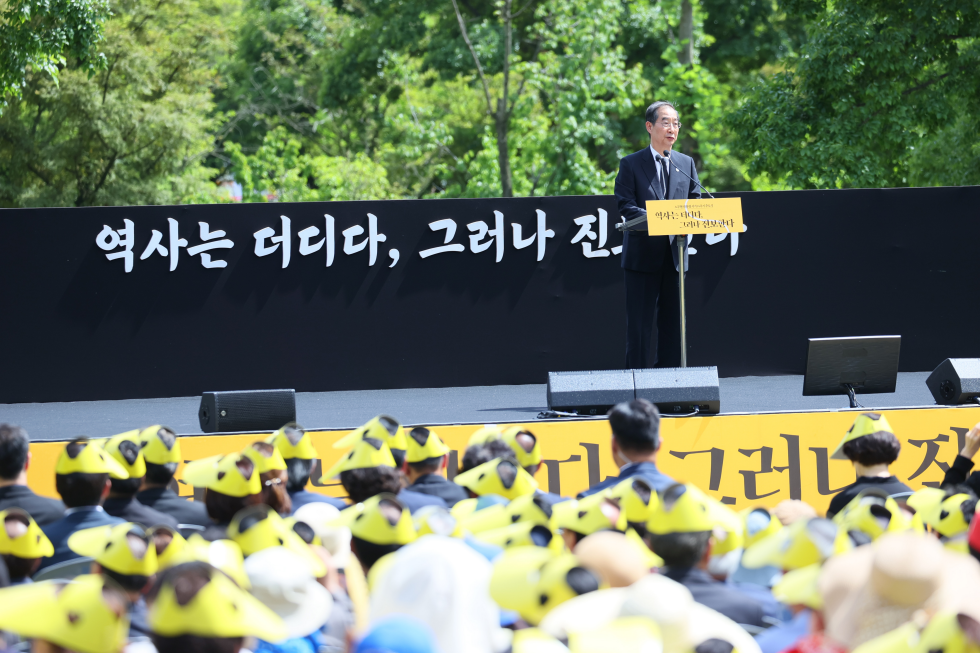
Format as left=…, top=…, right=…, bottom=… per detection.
left=644, top=197, right=744, bottom=236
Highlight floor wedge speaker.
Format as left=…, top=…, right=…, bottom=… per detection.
left=926, top=358, right=980, bottom=406
left=199, top=389, right=296, bottom=433
left=634, top=366, right=720, bottom=415
left=547, top=370, right=634, bottom=415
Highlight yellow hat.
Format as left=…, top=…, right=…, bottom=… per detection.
left=286, top=516, right=323, bottom=546
left=266, top=423, right=317, bottom=460
left=490, top=549, right=603, bottom=625
left=103, top=429, right=147, bottom=479
left=412, top=505, right=463, bottom=538
left=68, top=522, right=158, bottom=576
left=333, top=415, right=408, bottom=452
left=741, top=507, right=783, bottom=549
left=834, top=489, right=915, bottom=540
left=241, top=441, right=287, bottom=474
left=772, top=563, right=823, bottom=610
left=227, top=505, right=327, bottom=576
left=553, top=495, right=626, bottom=537
left=148, top=562, right=287, bottom=641
left=646, top=484, right=714, bottom=535
left=568, top=616, right=662, bottom=653
left=453, top=458, right=539, bottom=500
left=501, top=427, right=544, bottom=469
left=742, top=517, right=851, bottom=570
left=0, top=574, right=129, bottom=653
left=320, top=436, right=396, bottom=481
left=475, top=521, right=564, bottom=552
left=0, top=508, right=54, bottom=558
left=164, top=534, right=250, bottom=588
left=460, top=493, right=554, bottom=534
left=467, top=425, right=505, bottom=448
left=55, top=438, right=129, bottom=479
left=405, top=427, right=451, bottom=463
left=148, top=525, right=187, bottom=569
left=138, top=425, right=182, bottom=465
left=831, top=412, right=895, bottom=460
left=332, top=494, right=417, bottom=546
left=606, top=477, right=659, bottom=524
left=907, top=487, right=947, bottom=527
left=451, top=497, right=480, bottom=521
left=917, top=611, right=980, bottom=653
left=935, top=494, right=974, bottom=538
left=512, top=627, right=569, bottom=653
left=182, top=453, right=262, bottom=497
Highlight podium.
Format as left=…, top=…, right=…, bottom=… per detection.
left=617, top=197, right=744, bottom=367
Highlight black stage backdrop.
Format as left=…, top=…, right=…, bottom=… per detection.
left=1, top=186, right=978, bottom=403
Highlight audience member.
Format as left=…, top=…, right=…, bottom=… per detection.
left=645, top=484, right=767, bottom=628
left=402, top=427, right=468, bottom=507
left=335, top=493, right=417, bottom=573
left=826, top=413, right=912, bottom=517
left=182, top=451, right=264, bottom=539
left=242, top=441, right=292, bottom=515
left=135, top=425, right=211, bottom=527
left=0, top=508, right=53, bottom=584
left=942, top=420, right=980, bottom=495
left=0, top=423, right=65, bottom=525
left=101, top=430, right=179, bottom=529
left=268, top=423, right=347, bottom=512
left=578, top=399, right=675, bottom=497
left=39, top=438, right=127, bottom=570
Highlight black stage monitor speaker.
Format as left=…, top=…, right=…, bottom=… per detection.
left=199, top=389, right=296, bottom=433
left=803, top=335, right=901, bottom=408
left=926, top=358, right=980, bottom=406
left=635, top=367, right=721, bottom=415
left=547, top=367, right=720, bottom=416
left=547, top=370, right=634, bottom=415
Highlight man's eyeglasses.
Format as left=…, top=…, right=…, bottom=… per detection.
left=658, top=120, right=682, bottom=130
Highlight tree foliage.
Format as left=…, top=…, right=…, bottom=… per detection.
left=729, top=0, right=980, bottom=189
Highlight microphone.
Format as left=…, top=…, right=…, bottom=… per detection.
left=661, top=150, right=715, bottom=199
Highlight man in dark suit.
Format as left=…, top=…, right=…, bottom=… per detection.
left=134, top=425, right=211, bottom=527
left=0, top=424, right=65, bottom=525
left=615, top=101, right=701, bottom=368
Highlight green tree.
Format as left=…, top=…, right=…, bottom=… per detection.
left=0, top=0, right=110, bottom=106
left=728, top=0, right=980, bottom=189
left=0, top=0, right=235, bottom=207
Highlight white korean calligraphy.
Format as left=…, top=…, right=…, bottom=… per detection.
left=419, top=219, right=466, bottom=259
left=254, top=215, right=291, bottom=268
left=569, top=209, right=622, bottom=258
left=511, top=209, right=556, bottom=262
left=298, top=215, right=336, bottom=266
left=95, top=219, right=135, bottom=272
left=468, top=211, right=505, bottom=262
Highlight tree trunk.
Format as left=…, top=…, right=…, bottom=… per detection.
left=678, top=0, right=694, bottom=66
left=498, top=0, right=513, bottom=197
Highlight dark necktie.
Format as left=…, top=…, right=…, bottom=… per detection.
left=662, top=158, right=670, bottom=199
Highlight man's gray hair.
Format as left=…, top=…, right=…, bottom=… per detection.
left=645, top=101, right=677, bottom=124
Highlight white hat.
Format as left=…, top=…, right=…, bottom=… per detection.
left=293, top=502, right=352, bottom=569
left=370, top=536, right=510, bottom=653
left=244, top=546, right=333, bottom=639
left=539, top=574, right=761, bottom=653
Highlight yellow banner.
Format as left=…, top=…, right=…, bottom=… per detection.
left=645, top=197, right=743, bottom=236
left=25, top=406, right=980, bottom=514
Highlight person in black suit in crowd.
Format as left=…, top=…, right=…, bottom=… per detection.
left=615, top=101, right=702, bottom=368
left=0, top=424, right=65, bottom=526
left=134, top=426, right=211, bottom=528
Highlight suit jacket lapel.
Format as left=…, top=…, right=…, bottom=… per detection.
left=639, top=147, right=664, bottom=201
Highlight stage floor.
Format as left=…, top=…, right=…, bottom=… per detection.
left=2, top=372, right=948, bottom=441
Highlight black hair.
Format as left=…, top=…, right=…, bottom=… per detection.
left=340, top=467, right=402, bottom=504
left=56, top=472, right=108, bottom=508
left=407, top=455, right=445, bottom=475
left=1, top=553, right=39, bottom=582
left=259, top=470, right=291, bottom=515
left=101, top=566, right=151, bottom=593
left=841, top=431, right=901, bottom=466
left=646, top=530, right=712, bottom=568
left=350, top=535, right=403, bottom=571
left=460, top=440, right=517, bottom=474
left=608, top=399, right=661, bottom=455
left=204, top=488, right=260, bottom=524
left=110, top=477, right=143, bottom=497
left=0, top=424, right=29, bottom=481
left=285, top=458, right=316, bottom=493
left=145, top=462, right=179, bottom=486
left=645, top=101, right=677, bottom=125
